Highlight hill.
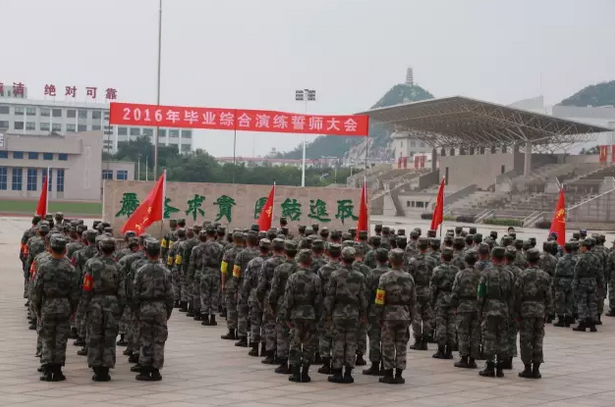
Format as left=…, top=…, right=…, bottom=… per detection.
left=276, top=83, right=435, bottom=161
left=560, top=80, right=615, bottom=107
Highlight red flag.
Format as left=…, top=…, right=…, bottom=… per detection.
left=549, top=188, right=566, bottom=246
left=35, top=168, right=49, bottom=217
left=430, top=177, right=445, bottom=231
left=121, top=171, right=165, bottom=236
left=258, top=184, right=275, bottom=231
left=356, top=179, right=368, bottom=239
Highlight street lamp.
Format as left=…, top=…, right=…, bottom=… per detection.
left=295, top=89, right=316, bottom=187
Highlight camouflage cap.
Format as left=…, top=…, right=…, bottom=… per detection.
left=298, top=225, right=307, bottom=233
left=319, top=227, right=329, bottom=237
left=341, top=246, right=356, bottom=261
left=382, top=226, right=390, bottom=234
left=198, top=229, right=208, bottom=239
left=375, top=247, right=389, bottom=262
left=453, top=236, right=465, bottom=247
left=414, top=227, right=422, bottom=236
left=124, top=230, right=137, bottom=239
left=257, top=231, right=267, bottom=240
left=327, top=242, right=342, bottom=256
left=341, top=232, right=352, bottom=241
left=427, top=229, right=437, bottom=238
left=388, top=248, right=405, bottom=265
left=281, top=226, right=290, bottom=236
left=193, top=224, right=203, bottom=234
left=409, top=230, right=419, bottom=239
left=491, top=246, right=506, bottom=259
left=443, top=235, right=454, bottom=245
left=177, top=218, right=186, bottom=226
left=55, top=211, right=64, bottom=219
left=430, top=238, right=441, bottom=248
left=469, top=227, right=477, bottom=234
left=582, top=237, right=595, bottom=247
left=49, top=234, right=68, bottom=251
left=85, top=229, right=98, bottom=242
left=279, top=217, right=288, bottom=225
left=478, top=242, right=490, bottom=255
left=217, top=226, right=226, bottom=234
left=396, top=236, right=407, bottom=246
left=525, top=248, right=540, bottom=262
left=305, top=227, right=314, bottom=236
left=232, top=231, right=245, bottom=241
left=441, top=247, right=454, bottom=257
left=465, top=249, right=478, bottom=263
left=205, top=224, right=217, bottom=234
left=299, top=238, right=311, bottom=250
left=272, top=238, right=285, bottom=251
left=311, top=223, right=319, bottom=232
left=312, top=239, right=325, bottom=251
left=397, top=228, right=406, bottom=236
left=358, top=230, right=368, bottom=240
left=169, top=219, right=178, bottom=227
left=374, top=224, right=383, bottom=232
left=513, top=239, right=523, bottom=249
left=342, top=239, right=355, bottom=248
left=371, top=235, right=382, bottom=246
left=250, top=223, right=260, bottom=232
left=99, top=236, right=116, bottom=251
left=455, top=226, right=463, bottom=233
left=44, top=214, right=54, bottom=222
left=284, top=240, right=298, bottom=253
left=259, top=238, right=271, bottom=250
left=76, top=224, right=88, bottom=234
left=176, top=228, right=187, bottom=239
left=490, top=231, right=498, bottom=239
left=505, top=245, right=516, bottom=259
left=418, top=236, right=429, bottom=248
left=473, top=233, right=483, bottom=243
left=296, top=249, right=312, bottom=264
left=330, top=229, right=342, bottom=239
left=267, top=228, right=278, bottom=240
left=201, top=219, right=212, bottom=228
left=37, top=221, right=50, bottom=233
left=144, top=238, right=161, bottom=251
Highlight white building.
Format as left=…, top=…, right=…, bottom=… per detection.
left=0, top=89, right=193, bottom=154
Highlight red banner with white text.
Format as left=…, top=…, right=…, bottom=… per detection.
left=110, top=102, right=369, bottom=137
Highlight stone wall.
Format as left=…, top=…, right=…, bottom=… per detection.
left=103, top=180, right=362, bottom=237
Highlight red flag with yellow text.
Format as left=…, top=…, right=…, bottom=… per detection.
left=430, top=177, right=445, bottom=231
left=121, top=171, right=165, bottom=236
left=356, top=178, right=368, bottom=239
left=258, top=184, right=275, bottom=231
left=549, top=188, right=566, bottom=246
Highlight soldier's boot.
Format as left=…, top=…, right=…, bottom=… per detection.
left=150, top=368, right=162, bottom=381
left=595, top=315, right=602, bottom=325
left=420, top=338, right=429, bottom=351
left=572, top=320, right=587, bottom=332
left=28, top=321, right=37, bottom=330
left=174, top=300, right=180, bottom=308
left=432, top=345, right=446, bottom=359
left=35, top=350, right=41, bottom=358
left=53, top=364, right=66, bottom=382
left=545, top=315, right=553, bottom=323
left=77, top=347, right=88, bottom=356
left=130, top=363, right=143, bottom=372
left=179, top=302, right=188, bottom=312
left=451, top=341, right=458, bottom=352
left=288, top=364, right=301, bottom=382
left=564, top=315, right=572, bottom=327
left=378, top=369, right=395, bottom=384
left=39, top=365, right=53, bottom=382
left=37, top=364, right=44, bottom=372
left=454, top=356, right=469, bottom=368
left=186, top=305, right=195, bottom=317
left=193, top=313, right=202, bottom=321
left=606, top=309, right=615, bottom=317
left=553, top=315, right=567, bottom=327
left=393, top=369, right=405, bottom=384
left=478, top=361, right=495, bottom=377
left=235, top=336, right=248, bottom=347
left=123, top=348, right=132, bottom=356
left=260, top=343, right=266, bottom=356
left=342, top=367, right=354, bottom=384
left=518, top=364, right=533, bottom=379
left=409, top=336, right=422, bottom=350
left=427, top=330, right=435, bottom=343
left=96, top=367, right=111, bottom=382
left=532, top=362, right=542, bottom=379
left=135, top=366, right=152, bottom=381
left=355, top=354, right=367, bottom=366
left=589, top=320, right=598, bottom=332
left=221, top=329, right=236, bottom=340
left=201, top=314, right=211, bottom=326
left=262, top=351, right=276, bottom=365
left=116, top=334, right=128, bottom=346
left=274, top=358, right=290, bottom=374
left=314, top=353, right=322, bottom=364
left=495, top=361, right=505, bottom=378
left=248, top=342, right=260, bottom=357
left=301, top=363, right=311, bottom=383
left=363, top=362, right=382, bottom=376
left=500, top=357, right=513, bottom=370
left=444, top=345, right=453, bottom=360
left=317, top=357, right=331, bottom=374
left=209, top=315, right=217, bottom=326
left=68, top=327, right=78, bottom=339
left=74, top=337, right=85, bottom=347
left=128, top=353, right=139, bottom=364
left=468, top=357, right=477, bottom=369
left=327, top=368, right=344, bottom=383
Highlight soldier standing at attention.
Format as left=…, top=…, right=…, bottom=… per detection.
left=132, top=239, right=174, bottom=381
left=605, top=239, right=615, bottom=318
left=477, top=247, right=514, bottom=378
left=160, top=219, right=177, bottom=262
left=352, top=243, right=372, bottom=366
left=516, top=248, right=553, bottom=379
left=25, top=221, right=51, bottom=330
left=199, top=226, right=224, bottom=326
left=242, top=238, right=271, bottom=356
left=31, top=235, right=80, bottom=381
left=311, top=239, right=328, bottom=274
left=501, top=246, right=522, bottom=370
left=73, top=230, right=99, bottom=354
left=363, top=248, right=391, bottom=376
left=375, top=249, right=416, bottom=385
left=450, top=250, right=481, bottom=369
left=233, top=232, right=260, bottom=347
left=407, top=237, right=437, bottom=350
left=572, top=239, right=604, bottom=332
left=182, top=227, right=200, bottom=318
left=116, top=237, right=139, bottom=347
left=282, top=249, right=323, bottom=383
left=82, top=237, right=125, bottom=382
left=553, top=242, right=576, bottom=327
left=169, top=228, right=187, bottom=311
left=220, top=232, right=245, bottom=340
left=430, top=247, right=459, bottom=360
left=187, top=230, right=208, bottom=322
left=324, top=247, right=367, bottom=384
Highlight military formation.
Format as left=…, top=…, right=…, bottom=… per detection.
left=19, top=214, right=612, bottom=384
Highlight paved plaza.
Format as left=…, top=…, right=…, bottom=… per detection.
left=2, top=217, right=615, bottom=407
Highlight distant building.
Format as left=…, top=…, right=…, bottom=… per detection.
left=405, top=67, right=414, bottom=86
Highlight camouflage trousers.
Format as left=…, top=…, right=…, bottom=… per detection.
left=598, top=291, right=605, bottom=316
left=289, top=319, right=317, bottom=366
left=172, top=267, right=182, bottom=302
left=381, top=320, right=410, bottom=370
left=367, top=316, right=382, bottom=363
left=263, top=311, right=276, bottom=353
left=331, top=319, right=358, bottom=369
left=554, top=286, right=574, bottom=316
left=507, top=318, right=518, bottom=357
left=357, top=320, right=367, bottom=356
left=575, top=286, right=598, bottom=322
left=224, top=286, right=238, bottom=330
left=190, top=273, right=201, bottom=315
left=275, top=319, right=290, bottom=359
left=87, top=302, right=120, bottom=368
left=129, top=307, right=140, bottom=354
left=123, top=308, right=134, bottom=353
left=608, top=281, right=615, bottom=312
left=36, top=320, right=42, bottom=355
left=318, top=320, right=333, bottom=359
left=199, top=270, right=220, bottom=316
left=412, top=296, right=434, bottom=340
left=39, top=311, right=71, bottom=365
left=248, top=297, right=263, bottom=343
left=75, top=300, right=87, bottom=339
left=179, top=269, right=190, bottom=303
left=519, top=317, right=544, bottom=364
left=237, top=290, right=249, bottom=338
left=434, top=307, right=455, bottom=347
left=138, top=304, right=168, bottom=370
left=481, top=315, right=508, bottom=362
left=456, top=311, right=480, bottom=358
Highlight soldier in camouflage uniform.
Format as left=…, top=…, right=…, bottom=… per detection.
left=501, top=246, right=522, bottom=370
left=324, top=246, right=367, bottom=384
left=114, top=231, right=137, bottom=262
left=199, top=226, right=224, bottom=326
left=451, top=250, right=481, bottom=369
left=572, top=238, right=604, bottom=332
left=407, top=237, right=437, bottom=350
left=429, top=238, right=441, bottom=266
left=591, top=235, right=608, bottom=323
left=364, top=236, right=381, bottom=269
left=81, top=237, right=125, bottom=381
left=316, top=243, right=342, bottom=374
left=169, top=228, right=187, bottom=310
left=132, top=239, right=174, bottom=381
left=114, top=233, right=137, bottom=347
left=160, top=219, right=177, bottom=261
left=374, top=248, right=416, bottom=385
left=267, top=240, right=299, bottom=374
left=233, top=232, right=259, bottom=346
left=538, top=241, right=558, bottom=323
left=282, top=249, right=323, bottom=383
left=257, top=238, right=286, bottom=364
left=20, top=215, right=41, bottom=299
left=452, top=237, right=466, bottom=271
left=220, top=232, right=245, bottom=339
left=477, top=247, right=514, bottom=378
left=430, top=247, right=459, bottom=359
left=516, top=248, right=553, bottom=379
left=363, top=248, right=391, bottom=376
left=182, top=227, right=200, bottom=317
left=187, top=230, right=208, bottom=321
left=352, top=242, right=371, bottom=366
left=25, top=221, right=51, bottom=329
left=311, top=239, right=328, bottom=274
left=606, top=239, right=615, bottom=317
left=243, top=239, right=271, bottom=356
left=513, top=239, right=528, bottom=269
left=72, top=229, right=99, bottom=351
left=31, top=235, right=80, bottom=381
left=554, top=242, right=576, bottom=327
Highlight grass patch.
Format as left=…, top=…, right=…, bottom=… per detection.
left=0, top=200, right=102, bottom=217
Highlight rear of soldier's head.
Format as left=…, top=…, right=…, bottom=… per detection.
left=375, top=248, right=389, bottom=265
left=441, top=247, right=454, bottom=262
left=144, top=238, right=161, bottom=258
left=396, top=236, right=407, bottom=250
left=50, top=234, right=68, bottom=256
left=504, top=246, right=516, bottom=263
left=247, top=232, right=259, bottom=247
left=491, top=247, right=505, bottom=263
left=100, top=236, right=116, bottom=255
left=478, top=242, right=490, bottom=258
left=465, top=249, right=478, bottom=266
left=418, top=237, right=429, bottom=252
left=388, top=248, right=404, bottom=268
left=312, top=239, right=325, bottom=254
left=526, top=248, right=540, bottom=264
left=327, top=243, right=342, bottom=259
left=296, top=249, right=312, bottom=266
left=453, top=237, right=465, bottom=250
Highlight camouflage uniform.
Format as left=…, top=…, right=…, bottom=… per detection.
left=364, top=250, right=390, bottom=369
left=407, top=238, right=437, bottom=347
left=591, top=243, right=608, bottom=317
left=234, top=243, right=259, bottom=340
left=188, top=239, right=208, bottom=317
left=607, top=248, right=615, bottom=315
left=573, top=241, right=604, bottom=327
left=118, top=248, right=146, bottom=356
left=503, top=248, right=523, bottom=361
left=316, top=247, right=342, bottom=362
left=221, top=236, right=244, bottom=334
left=430, top=249, right=459, bottom=355
left=182, top=233, right=200, bottom=315
left=553, top=249, right=576, bottom=323
left=167, top=231, right=186, bottom=303
left=451, top=252, right=481, bottom=363
left=242, top=243, right=270, bottom=348
left=199, top=235, right=224, bottom=318
left=73, top=239, right=98, bottom=342
left=352, top=253, right=372, bottom=362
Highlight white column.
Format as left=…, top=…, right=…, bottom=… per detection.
left=524, top=141, right=532, bottom=176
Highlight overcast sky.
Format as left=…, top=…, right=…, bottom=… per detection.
left=2, top=0, right=614, bottom=156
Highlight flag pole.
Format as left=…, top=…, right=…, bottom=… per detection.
left=159, top=170, right=166, bottom=239
left=46, top=167, right=50, bottom=214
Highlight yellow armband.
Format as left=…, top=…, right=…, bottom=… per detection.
left=167, top=256, right=173, bottom=266
left=232, top=265, right=241, bottom=278
left=174, top=254, right=182, bottom=265
left=221, top=261, right=228, bottom=274
left=375, top=289, right=385, bottom=305
left=161, top=239, right=168, bottom=248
